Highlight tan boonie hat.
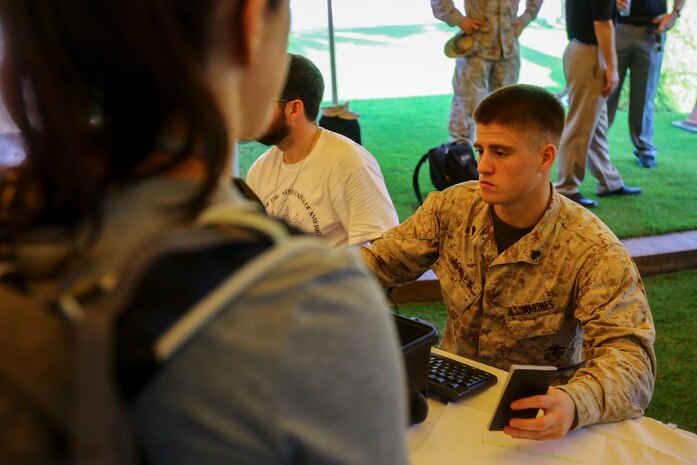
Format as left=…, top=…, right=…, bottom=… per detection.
left=444, top=32, right=477, bottom=58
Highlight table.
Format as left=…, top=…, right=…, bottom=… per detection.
left=409, top=348, right=697, bottom=464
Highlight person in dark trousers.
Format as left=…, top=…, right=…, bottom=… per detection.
left=607, top=0, right=687, bottom=168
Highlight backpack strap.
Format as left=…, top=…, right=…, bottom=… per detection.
left=412, top=153, right=428, bottom=205
left=0, top=285, right=71, bottom=431
left=156, top=204, right=327, bottom=361
left=73, top=207, right=320, bottom=465
left=0, top=205, right=327, bottom=465
left=0, top=258, right=136, bottom=465
left=198, top=203, right=292, bottom=243
left=155, top=235, right=325, bottom=360
left=71, top=287, right=138, bottom=465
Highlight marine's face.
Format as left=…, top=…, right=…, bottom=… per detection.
left=474, top=123, right=547, bottom=209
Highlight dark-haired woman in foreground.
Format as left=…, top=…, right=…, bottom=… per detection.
left=0, top=1, right=409, bottom=464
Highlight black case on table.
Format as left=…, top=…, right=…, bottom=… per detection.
left=392, top=314, right=439, bottom=424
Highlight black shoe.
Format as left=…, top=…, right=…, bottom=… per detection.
left=563, top=192, right=599, bottom=208
left=597, top=186, right=643, bottom=197
left=636, top=156, right=657, bottom=168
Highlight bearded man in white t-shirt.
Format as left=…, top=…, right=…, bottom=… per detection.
left=246, top=54, right=398, bottom=247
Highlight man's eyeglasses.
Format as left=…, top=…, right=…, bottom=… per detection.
left=276, top=98, right=299, bottom=104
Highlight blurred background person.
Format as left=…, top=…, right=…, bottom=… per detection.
left=431, top=0, right=542, bottom=145
left=607, top=0, right=687, bottom=168
left=247, top=54, right=398, bottom=246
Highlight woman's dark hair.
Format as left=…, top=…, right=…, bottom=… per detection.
left=0, top=0, right=279, bottom=239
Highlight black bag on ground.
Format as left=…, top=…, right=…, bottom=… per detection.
left=319, top=115, right=361, bottom=144
left=412, top=142, right=478, bottom=205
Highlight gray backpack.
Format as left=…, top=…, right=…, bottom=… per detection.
left=0, top=207, right=325, bottom=465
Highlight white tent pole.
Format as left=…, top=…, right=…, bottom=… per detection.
left=327, top=0, right=338, bottom=105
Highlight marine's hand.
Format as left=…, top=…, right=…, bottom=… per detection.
left=458, top=17, right=485, bottom=34
left=616, top=0, right=630, bottom=12
left=502, top=388, right=576, bottom=440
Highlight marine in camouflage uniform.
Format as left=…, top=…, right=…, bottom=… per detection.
left=362, top=181, right=656, bottom=429
left=431, top=0, right=543, bottom=144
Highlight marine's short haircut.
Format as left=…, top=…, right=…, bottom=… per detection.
left=473, top=84, right=566, bottom=146
left=280, top=54, right=325, bottom=122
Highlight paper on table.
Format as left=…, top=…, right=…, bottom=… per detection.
left=588, top=417, right=697, bottom=464
left=411, top=403, right=606, bottom=465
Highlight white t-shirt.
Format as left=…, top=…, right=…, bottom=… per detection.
left=246, top=128, right=398, bottom=246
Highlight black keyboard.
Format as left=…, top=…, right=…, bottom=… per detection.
left=428, top=352, right=498, bottom=402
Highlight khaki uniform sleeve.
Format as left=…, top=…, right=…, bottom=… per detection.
left=518, top=0, right=543, bottom=26
left=430, top=0, right=465, bottom=27
left=361, top=192, right=443, bottom=288
left=556, top=244, right=656, bottom=429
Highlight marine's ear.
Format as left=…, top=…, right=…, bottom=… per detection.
left=539, top=143, right=556, bottom=171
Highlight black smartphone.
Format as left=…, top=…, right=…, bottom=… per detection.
left=487, top=364, right=557, bottom=431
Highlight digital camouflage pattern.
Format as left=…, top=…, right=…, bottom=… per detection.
left=362, top=182, right=656, bottom=428
left=431, top=0, right=543, bottom=144
left=449, top=55, right=520, bottom=144
left=431, top=0, right=542, bottom=60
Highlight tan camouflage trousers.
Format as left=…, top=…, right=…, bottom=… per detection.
left=448, top=53, right=520, bottom=145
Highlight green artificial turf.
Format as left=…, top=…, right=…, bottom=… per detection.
left=241, top=17, right=697, bottom=239
left=642, top=268, right=697, bottom=434
left=239, top=98, right=696, bottom=239
left=357, top=98, right=697, bottom=241
left=393, top=267, right=697, bottom=434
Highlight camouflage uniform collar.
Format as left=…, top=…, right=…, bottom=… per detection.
left=489, top=186, right=561, bottom=266
left=470, top=203, right=499, bottom=263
